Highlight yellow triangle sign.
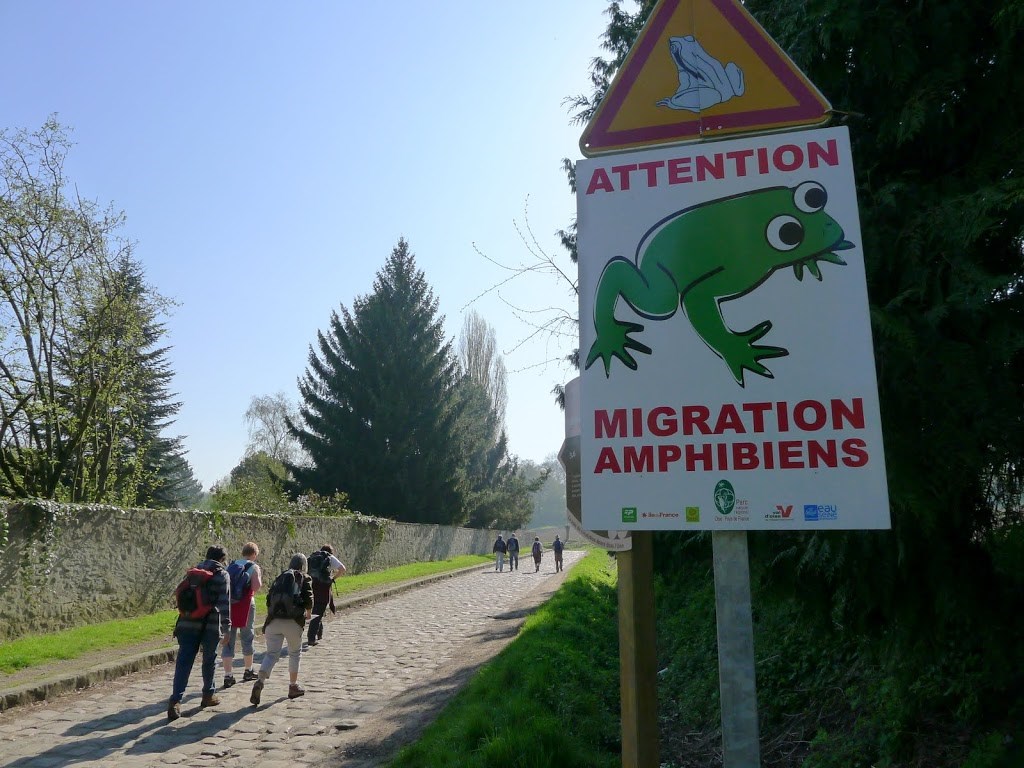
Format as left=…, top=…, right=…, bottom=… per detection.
left=580, top=0, right=833, bottom=156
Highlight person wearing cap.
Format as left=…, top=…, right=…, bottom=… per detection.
left=167, top=545, right=231, bottom=722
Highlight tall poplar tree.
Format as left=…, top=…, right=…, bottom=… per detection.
left=289, top=239, right=468, bottom=524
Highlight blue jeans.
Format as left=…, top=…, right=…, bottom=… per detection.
left=508, top=552, right=519, bottom=570
left=171, top=629, right=219, bottom=702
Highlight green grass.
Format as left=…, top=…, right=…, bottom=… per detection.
left=332, top=555, right=491, bottom=596
left=0, top=555, right=492, bottom=675
left=0, top=612, right=178, bottom=673
left=387, top=549, right=622, bottom=768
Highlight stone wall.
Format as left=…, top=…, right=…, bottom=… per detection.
left=0, top=502, right=499, bottom=643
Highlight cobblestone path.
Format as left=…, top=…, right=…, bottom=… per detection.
left=0, top=550, right=583, bottom=767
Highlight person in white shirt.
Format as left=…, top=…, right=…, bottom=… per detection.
left=306, top=544, right=346, bottom=646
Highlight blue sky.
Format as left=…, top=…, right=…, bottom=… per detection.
left=4, top=1, right=608, bottom=490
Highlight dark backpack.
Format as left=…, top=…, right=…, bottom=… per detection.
left=227, top=560, right=254, bottom=603
left=553, top=539, right=564, bottom=554
left=175, top=567, right=216, bottom=620
left=266, top=569, right=305, bottom=620
left=307, top=550, right=332, bottom=583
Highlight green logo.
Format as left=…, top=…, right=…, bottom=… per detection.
left=685, top=506, right=700, bottom=523
left=713, top=480, right=736, bottom=515
left=621, top=507, right=638, bottom=523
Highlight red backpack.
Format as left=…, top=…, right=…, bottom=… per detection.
left=174, top=567, right=216, bottom=620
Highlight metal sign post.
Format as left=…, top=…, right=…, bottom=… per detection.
left=713, top=531, right=760, bottom=766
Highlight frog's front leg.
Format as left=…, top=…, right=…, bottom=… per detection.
left=681, top=284, right=788, bottom=385
left=585, top=257, right=680, bottom=376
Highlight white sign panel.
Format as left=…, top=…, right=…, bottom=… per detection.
left=576, top=126, right=889, bottom=530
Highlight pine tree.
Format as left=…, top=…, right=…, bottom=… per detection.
left=289, top=239, right=468, bottom=524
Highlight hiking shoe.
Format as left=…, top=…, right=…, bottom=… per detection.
left=307, top=639, right=318, bottom=646
left=222, top=675, right=236, bottom=689
left=200, top=693, right=221, bottom=708
left=288, top=684, right=305, bottom=699
left=242, top=669, right=258, bottom=682
left=167, top=699, right=180, bottom=722
left=250, top=679, right=264, bottom=706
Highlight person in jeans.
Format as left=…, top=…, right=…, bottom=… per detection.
left=492, top=534, right=507, bottom=572
left=506, top=532, right=520, bottom=572
left=221, top=541, right=263, bottom=687
left=307, top=544, right=346, bottom=647
left=251, top=553, right=314, bottom=706
left=168, top=545, right=230, bottom=722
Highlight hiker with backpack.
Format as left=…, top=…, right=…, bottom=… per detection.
left=531, top=536, right=544, bottom=572
left=250, top=553, right=314, bottom=706
left=221, top=541, right=263, bottom=689
left=168, top=545, right=231, bottom=722
left=307, top=544, right=346, bottom=647
left=506, top=532, right=520, bottom=573
left=552, top=535, right=564, bottom=572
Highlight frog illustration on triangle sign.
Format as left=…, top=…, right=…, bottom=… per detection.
left=584, top=181, right=854, bottom=386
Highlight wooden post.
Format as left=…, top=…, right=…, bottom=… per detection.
left=712, top=530, right=761, bottom=767
left=618, top=530, right=660, bottom=768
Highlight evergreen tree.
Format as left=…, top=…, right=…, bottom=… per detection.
left=289, top=239, right=468, bottom=524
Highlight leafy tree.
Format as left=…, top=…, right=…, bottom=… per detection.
left=244, top=391, right=301, bottom=465
left=456, top=311, right=540, bottom=529
left=524, top=456, right=568, bottom=530
left=210, top=450, right=289, bottom=515
left=0, top=118, right=185, bottom=503
left=288, top=239, right=469, bottom=524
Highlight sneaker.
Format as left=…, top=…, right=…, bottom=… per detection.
left=167, top=699, right=180, bottom=722
left=242, top=669, right=258, bottom=682
left=250, top=679, right=264, bottom=706
left=288, top=684, right=305, bottom=699
left=200, top=693, right=221, bottom=708
left=307, top=639, right=318, bottom=646
left=222, top=675, right=236, bottom=689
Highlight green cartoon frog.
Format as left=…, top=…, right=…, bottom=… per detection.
left=584, top=181, right=854, bottom=386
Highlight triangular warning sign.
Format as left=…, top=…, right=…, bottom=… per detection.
left=579, top=0, right=832, bottom=156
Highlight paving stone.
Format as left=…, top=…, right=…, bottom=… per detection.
left=0, top=552, right=582, bottom=767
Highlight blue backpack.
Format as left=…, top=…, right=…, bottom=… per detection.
left=226, top=560, right=254, bottom=604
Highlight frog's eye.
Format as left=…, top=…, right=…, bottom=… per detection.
left=794, top=181, right=827, bottom=213
left=766, top=215, right=803, bottom=251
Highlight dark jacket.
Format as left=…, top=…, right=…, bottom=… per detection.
left=174, top=559, right=230, bottom=638
left=507, top=535, right=520, bottom=554
left=493, top=537, right=507, bottom=554
left=263, top=570, right=314, bottom=629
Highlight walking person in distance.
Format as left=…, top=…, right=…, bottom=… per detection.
left=531, top=536, right=544, bottom=572
left=492, top=533, right=507, bottom=572
left=506, top=532, right=520, bottom=572
left=552, top=535, right=564, bottom=572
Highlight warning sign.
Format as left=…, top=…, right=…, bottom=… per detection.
left=579, top=0, right=833, bottom=156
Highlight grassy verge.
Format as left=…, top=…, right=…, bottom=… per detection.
left=387, top=549, right=622, bottom=768
left=332, top=555, right=491, bottom=596
left=0, top=555, right=491, bottom=675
